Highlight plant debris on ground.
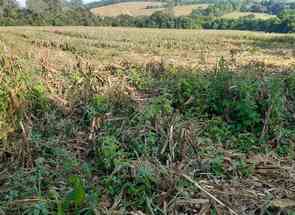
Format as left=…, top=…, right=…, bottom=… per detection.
left=0, top=27, right=295, bottom=215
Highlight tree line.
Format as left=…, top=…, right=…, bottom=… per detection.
left=102, top=10, right=295, bottom=33
left=0, top=0, right=98, bottom=25
left=0, top=0, right=295, bottom=33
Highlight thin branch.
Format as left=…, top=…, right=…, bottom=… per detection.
left=182, top=174, right=239, bottom=215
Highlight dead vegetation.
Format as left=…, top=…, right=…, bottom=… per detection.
left=0, top=27, right=295, bottom=214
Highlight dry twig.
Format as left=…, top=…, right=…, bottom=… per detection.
left=182, top=174, right=239, bottom=215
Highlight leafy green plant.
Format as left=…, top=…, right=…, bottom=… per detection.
left=234, top=133, right=257, bottom=153
left=143, top=96, right=173, bottom=120
left=96, top=135, right=125, bottom=172
left=127, top=68, right=154, bottom=90
left=27, top=83, right=51, bottom=116
left=205, top=117, right=232, bottom=144
left=233, top=159, right=253, bottom=177
left=59, top=176, right=86, bottom=213
left=83, top=95, right=109, bottom=126
left=103, top=163, right=156, bottom=211
left=210, top=154, right=225, bottom=176
left=24, top=202, right=49, bottom=215
left=65, top=176, right=86, bottom=206
left=168, top=72, right=208, bottom=116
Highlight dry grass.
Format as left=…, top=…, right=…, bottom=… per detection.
left=222, top=12, right=275, bottom=20
left=174, top=4, right=208, bottom=16
left=91, top=2, right=163, bottom=17
left=91, top=2, right=208, bottom=17
left=1, top=26, right=293, bottom=71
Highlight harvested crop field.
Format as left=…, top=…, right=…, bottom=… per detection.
left=1, top=27, right=295, bottom=71
left=0, top=27, right=295, bottom=214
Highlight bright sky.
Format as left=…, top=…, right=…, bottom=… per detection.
left=17, top=0, right=26, bottom=7
left=17, top=0, right=96, bottom=7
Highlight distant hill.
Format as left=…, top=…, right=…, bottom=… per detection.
left=86, top=0, right=209, bottom=9
left=90, top=1, right=208, bottom=17
left=86, top=0, right=147, bottom=9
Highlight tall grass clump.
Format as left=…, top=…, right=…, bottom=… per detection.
left=0, top=55, right=33, bottom=163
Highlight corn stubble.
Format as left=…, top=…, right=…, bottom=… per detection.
left=0, top=27, right=295, bottom=215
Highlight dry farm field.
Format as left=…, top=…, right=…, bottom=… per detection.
left=0, top=27, right=295, bottom=214
left=221, top=12, right=275, bottom=20
left=91, top=2, right=208, bottom=17
left=1, top=27, right=294, bottom=70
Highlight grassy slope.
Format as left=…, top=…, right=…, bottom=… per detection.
left=90, top=1, right=275, bottom=20
left=91, top=2, right=208, bottom=17
left=222, top=11, right=275, bottom=20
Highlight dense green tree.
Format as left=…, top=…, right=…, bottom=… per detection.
left=68, top=0, right=84, bottom=9
left=278, top=10, right=295, bottom=32
left=27, top=0, right=49, bottom=14
left=43, top=0, right=64, bottom=12
left=1, top=0, right=19, bottom=15
left=149, top=11, right=176, bottom=28
left=192, top=0, right=236, bottom=17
